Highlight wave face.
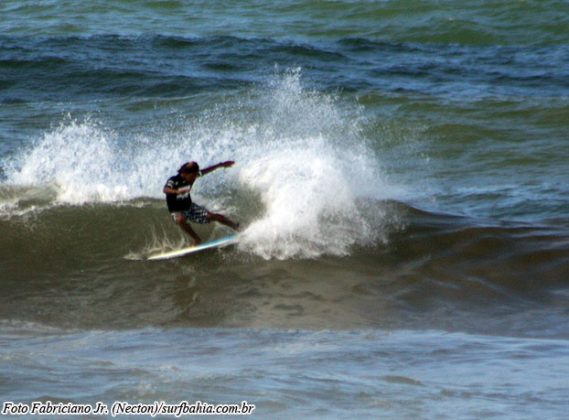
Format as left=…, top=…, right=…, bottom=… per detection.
left=0, top=201, right=568, bottom=338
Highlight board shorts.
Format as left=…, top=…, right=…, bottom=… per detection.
left=171, top=203, right=210, bottom=225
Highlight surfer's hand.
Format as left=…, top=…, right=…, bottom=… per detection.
left=221, top=160, right=234, bottom=168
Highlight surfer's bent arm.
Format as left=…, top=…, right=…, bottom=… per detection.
left=163, top=186, right=178, bottom=195
left=163, top=185, right=191, bottom=195
left=163, top=178, right=191, bottom=195
left=200, top=160, right=235, bottom=176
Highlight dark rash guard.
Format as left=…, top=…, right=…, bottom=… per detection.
left=164, top=174, right=194, bottom=212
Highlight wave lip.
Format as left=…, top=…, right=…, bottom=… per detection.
left=6, top=120, right=131, bottom=205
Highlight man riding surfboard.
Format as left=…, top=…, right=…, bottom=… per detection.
left=163, top=160, right=239, bottom=245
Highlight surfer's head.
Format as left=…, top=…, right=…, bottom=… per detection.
left=179, top=161, right=200, bottom=181
left=179, top=161, right=200, bottom=174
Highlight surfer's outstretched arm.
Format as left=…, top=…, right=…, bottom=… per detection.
left=200, top=160, right=235, bottom=176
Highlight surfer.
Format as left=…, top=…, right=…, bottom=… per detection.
left=163, top=161, right=239, bottom=245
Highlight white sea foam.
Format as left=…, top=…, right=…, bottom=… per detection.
left=5, top=119, right=170, bottom=205
left=3, top=69, right=404, bottom=258
left=236, top=135, right=388, bottom=258
left=232, top=70, right=401, bottom=258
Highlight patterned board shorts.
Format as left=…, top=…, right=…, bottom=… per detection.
left=171, top=203, right=210, bottom=225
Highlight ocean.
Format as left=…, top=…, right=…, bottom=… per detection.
left=1, top=0, right=568, bottom=418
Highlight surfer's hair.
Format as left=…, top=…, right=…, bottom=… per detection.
left=179, top=162, right=200, bottom=174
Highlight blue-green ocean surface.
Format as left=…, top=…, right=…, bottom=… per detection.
left=1, top=1, right=568, bottom=418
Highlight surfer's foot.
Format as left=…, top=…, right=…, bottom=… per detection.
left=191, top=238, right=202, bottom=246
left=232, top=222, right=240, bottom=232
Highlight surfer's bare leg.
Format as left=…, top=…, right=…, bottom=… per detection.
left=208, top=212, right=240, bottom=231
left=174, top=213, right=202, bottom=245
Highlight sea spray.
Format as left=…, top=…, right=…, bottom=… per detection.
left=236, top=135, right=382, bottom=259
left=2, top=70, right=401, bottom=258
left=231, top=70, right=396, bottom=258
left=6, top=119, right=130, bottom=204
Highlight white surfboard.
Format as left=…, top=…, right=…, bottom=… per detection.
left=147, top=235, right=238, bottom=261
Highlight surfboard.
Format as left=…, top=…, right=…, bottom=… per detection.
left=147, top=235, right=238, bottom=261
